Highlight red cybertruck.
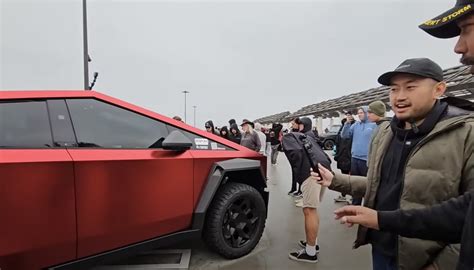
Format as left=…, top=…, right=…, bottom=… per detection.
left=0, top=90, right=268, bottom=270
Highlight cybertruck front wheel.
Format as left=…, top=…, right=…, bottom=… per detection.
left=203, top=182, right=267, bottom=259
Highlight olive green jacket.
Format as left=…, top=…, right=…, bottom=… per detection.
left=330, top=106, right=474, bottom=270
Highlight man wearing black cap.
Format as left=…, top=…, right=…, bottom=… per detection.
left=312, top=57, right=474, bottom=270
left=419, top=0, right=474, bottom=74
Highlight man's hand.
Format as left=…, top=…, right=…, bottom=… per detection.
left=310, top=163, right=334, bottom=187
left=334, top=205, right=379, bottom=229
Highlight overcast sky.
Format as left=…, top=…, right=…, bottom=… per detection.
left=0, top=0, right=462, bottom=128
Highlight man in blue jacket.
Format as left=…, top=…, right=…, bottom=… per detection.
left=341, top=106, right=376, bottom=205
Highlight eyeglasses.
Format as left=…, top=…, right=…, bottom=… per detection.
left=205, top=126, right=211, bottom=129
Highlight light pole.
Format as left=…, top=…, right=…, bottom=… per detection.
left=193, top=106, right=197, bottom=127
left=182, top=90, right=190, bottom=123
left=83, top=0, right=90, bottom=90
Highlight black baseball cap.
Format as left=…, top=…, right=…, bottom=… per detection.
left=419, top=0, right=474, bottom=39
left=378, top=58, right=444, bottom=86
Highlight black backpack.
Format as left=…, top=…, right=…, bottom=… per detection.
left=282, top=132, right=332, bottom=184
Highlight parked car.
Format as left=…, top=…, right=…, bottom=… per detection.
left=0, top=90, right=269, bottom=270
left=318, top=124, right=341, bottom=150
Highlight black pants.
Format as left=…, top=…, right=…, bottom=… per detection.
left=351, top=157, right=368, bottom=205
left=291, top=174, right=301, bottom=193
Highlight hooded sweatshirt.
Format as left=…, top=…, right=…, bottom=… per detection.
left=282, top=117, right=331, bottom=184
left=341, top=106, right=376, bottom=161
left=228, top=123, right=242, bottom=144
left=220, top=126, right=230, bottom=139
left=205, top=120, right=219, bottom=135
left=300, top=117, right=316, bottom=140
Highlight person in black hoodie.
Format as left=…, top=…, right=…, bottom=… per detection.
left=205, top=120, right=219, bottom=135
left=228, top=123, right=241, bottom=144
left=288, top=118, right=315, bottom=197
left=287, top=117, right=331, bottom=263
left=334, top=190, right=474, bottom=270
left=220, top=126, right=230, bottom=140
left=269, top=122, right=283, bottom=165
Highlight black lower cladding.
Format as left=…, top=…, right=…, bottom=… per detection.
left=49, top=230, right=200, bottom=270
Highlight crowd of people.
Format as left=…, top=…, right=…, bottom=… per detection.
left=196, top=118, right=288, bottom=160
left=302, top=2, right=474, bottom=269
left=172, top=3, right=474, bottom=269
left=278, top=60, right=473, bottom=269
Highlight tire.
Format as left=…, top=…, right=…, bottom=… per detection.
left=203, top=182, right=267, bottom=259
left=323, top=139, right=335, bottom=150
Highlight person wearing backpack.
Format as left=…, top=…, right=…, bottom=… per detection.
left=284, top=117, right=331, bottom=264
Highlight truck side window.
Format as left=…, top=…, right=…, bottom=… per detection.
left=0, top=100, right=53, bottom=148
left=66, top=99, right=169, bottom=149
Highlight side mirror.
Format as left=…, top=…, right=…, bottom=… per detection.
left=162, top=130, right=193, bottom=151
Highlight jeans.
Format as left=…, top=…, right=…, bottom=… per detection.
left=372, top=247, right=397, bottom=270
left=266, top=142, right=272, bottom=156
left=351, top=157, right=368, bottom=205
left=271, top=144, right=280, bottom=164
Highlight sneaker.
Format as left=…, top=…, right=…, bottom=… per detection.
left=292, top=191, right=303, bottom=198
left=295, top=201, right=304, bottom=208
left=288, top=190, right=296, bottom=196
left=288, top=249, right=318, bottom=263
left=298, top=241, right=320, bottom=253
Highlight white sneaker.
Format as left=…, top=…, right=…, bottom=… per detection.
left=295, top=201, right=304, bottom=208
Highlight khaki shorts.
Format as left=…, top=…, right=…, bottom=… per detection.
left=301, top=177, right=326, bottom=209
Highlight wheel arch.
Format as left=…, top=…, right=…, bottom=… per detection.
left=192, top=158, right=269, bottom=231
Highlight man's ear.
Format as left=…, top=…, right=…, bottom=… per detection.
left=434, top=81, right=447, bottom=99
